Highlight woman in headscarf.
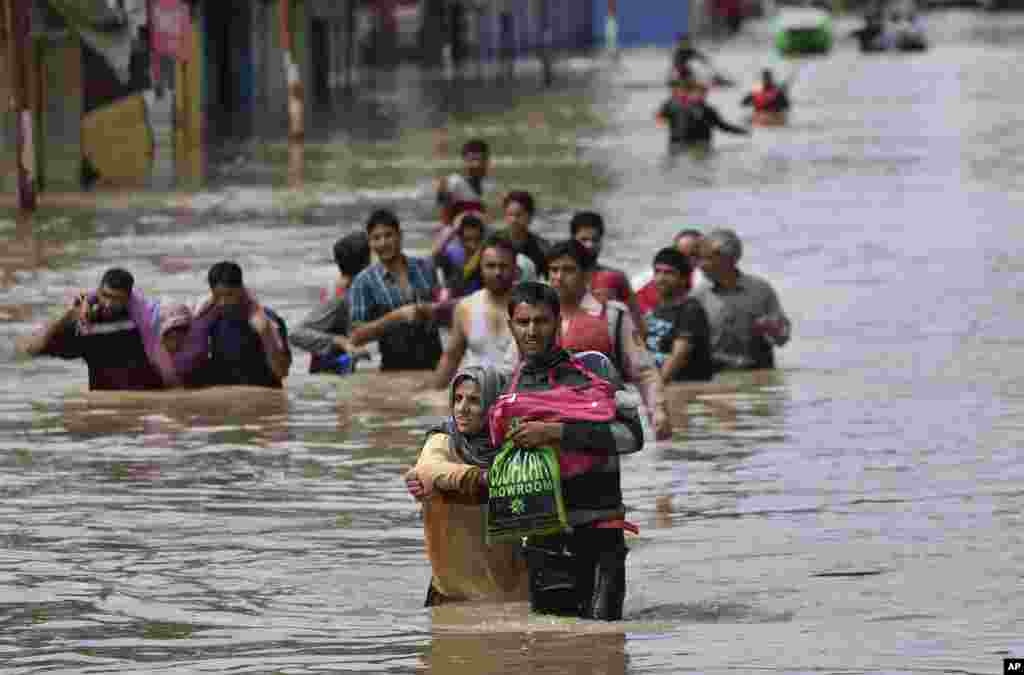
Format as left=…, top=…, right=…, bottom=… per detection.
left=405, top=366, right=528, bottom=606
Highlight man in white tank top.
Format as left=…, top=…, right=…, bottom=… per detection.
left=431, top=235, right=519, bottom=390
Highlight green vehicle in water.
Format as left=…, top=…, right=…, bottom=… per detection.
left=774, top=4, right=834, bottom=55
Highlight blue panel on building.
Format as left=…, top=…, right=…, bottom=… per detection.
left=592, top=0, right=689, bottom=48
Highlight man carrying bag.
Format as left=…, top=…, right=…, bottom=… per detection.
left=488, top=281, right=645, bottom=621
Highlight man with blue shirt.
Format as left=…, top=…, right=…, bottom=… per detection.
left=348, top=209, right=444, bottom=371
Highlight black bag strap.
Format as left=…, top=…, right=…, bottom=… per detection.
left=611, top=304, right=625, bottom=374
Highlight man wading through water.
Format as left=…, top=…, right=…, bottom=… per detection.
left=492, top=281, right=645, bottom=620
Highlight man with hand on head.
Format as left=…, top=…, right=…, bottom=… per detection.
left=18, top=268, right=165, bottom=390
left=196, top=261, right=292, bottom=388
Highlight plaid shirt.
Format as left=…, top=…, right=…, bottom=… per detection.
left=349, top=256, right=442, bottom=370
left=349, top=256, right=437, bottom=322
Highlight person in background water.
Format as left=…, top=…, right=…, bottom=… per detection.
left=497, top=190, right=550, bottom=278
left=693, top=229, right=791, bottom=371
left=158, top=303, right=193, bottom=357
left=570, top=211, right=646, bottom=337
left=435, top=139, right=495, bottom=225
left=635, top=228, right=710, bottom=315
left=434, top=205, right=539, bottom=292
left=656, top=80, right=749, bottom=153
left=405, top=366, right=528, bottom=606
left=348, top=209, right=444, bottom=371
left=496, top=281, right=645, bottom=620
left=643, top=248, right=714, bottom=384
left=323, top=232, right=370, bottom=302
left=432, top=209, right=487, bottom=300
left=741, top=69, right=791, bottom=122
left=432, top=234, right=519, bottom=389
left=671, top=32, right=710, bottom=82
left=155, top=302, right=212, bottom=388
left=197, top=261, right=292, bottom=388
left=18, top=268, right=165, bottom=391
left=291, top=232, right=372, bottom=375
left=714, top=0, right=744, bottom=37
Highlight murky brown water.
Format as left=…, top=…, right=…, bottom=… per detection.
left=2, top=10, right=1024, bottom=673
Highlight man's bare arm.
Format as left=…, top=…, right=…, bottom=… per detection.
left=18, top=303, right=77, bottom=356
left=349, top=304, right=426, bottom=347
left=431, top=301, right=469, bottom=390
left=660, top=336, right=693, bottom=384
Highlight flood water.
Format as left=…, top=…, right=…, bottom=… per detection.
left=2, top=10, right=1023, bottom=674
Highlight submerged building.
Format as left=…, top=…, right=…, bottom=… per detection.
left=0, top=0, right=602, bottom=194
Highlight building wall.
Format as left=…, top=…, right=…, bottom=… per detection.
left=39, top=34, right=82, bottom=190
left=477, top=0, right=592, bottom=62
left=592, top=0, right=688, bottom=47
left=175, top=3, right=205, bottom=184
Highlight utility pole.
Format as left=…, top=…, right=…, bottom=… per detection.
left=8, top=0, right=36, bottom=210
left=539, top=0, right=552, bottom=87
left=607, top=0, right=619, bottom=60
left=280, top=0, right=303, bottom=140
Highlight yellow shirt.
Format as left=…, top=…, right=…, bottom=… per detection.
left=414, top=433, right=528, bottom=602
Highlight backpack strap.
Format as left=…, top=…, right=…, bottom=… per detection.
left=606, top=304, right=625, bottom=374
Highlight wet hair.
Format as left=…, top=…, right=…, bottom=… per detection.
left=462, top=139, right=490, bottom=157
left=365, top=208, right=401, bottom=234
left=672, top=228, right=704, bottom=246
left=507, top=281, right=561, bottom=319
left=546, top=239, right=596, bottom=272
left=207, top=261, right=244, bottom=289
left=569, top=211, right=605, bottom=238
left=671, top=65, right=692, bottom=85
left=333, top=232, right=371, bottom=277
left=100, top=267, right=134, bottom=293
left=458, top=213, right=486, bottom=234
left=653, top=247, right=692, bottom=276
left=480, top=232, right=517, bottom=259
left=706, top=228, right=743, bottom=262
left=503, top=190, right=536, bottom=217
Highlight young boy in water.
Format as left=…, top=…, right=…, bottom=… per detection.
left=435, top=139, right=496, bottom=225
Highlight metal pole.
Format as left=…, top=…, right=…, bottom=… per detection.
left=540, top=0, right=552, bottom=87
left=346, top=0, right=355, bottom=89
left=9, top=0, right=36, bottom=210
left=280, top=0, right=303, bottom=140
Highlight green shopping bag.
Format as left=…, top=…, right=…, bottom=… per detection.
left=486, top=435, right=570, bottom=545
